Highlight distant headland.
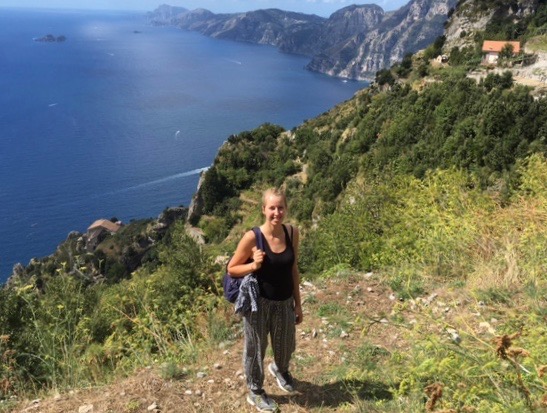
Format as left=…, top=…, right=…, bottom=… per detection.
left=34, top=34, right=66, bottom=42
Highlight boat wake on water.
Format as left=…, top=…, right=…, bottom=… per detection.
left=119, top=167, right=209, bottom=193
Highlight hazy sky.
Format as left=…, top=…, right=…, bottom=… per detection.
left=0, top=0, right=410, bottom=16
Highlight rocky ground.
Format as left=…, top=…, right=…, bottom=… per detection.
left=512, top=51, right=547, bottom=93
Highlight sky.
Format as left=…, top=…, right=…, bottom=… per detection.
left=0, top=0, right=410, bottom=16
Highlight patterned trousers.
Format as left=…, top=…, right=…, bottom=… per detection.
left=243, top=295, right=296, bottom=393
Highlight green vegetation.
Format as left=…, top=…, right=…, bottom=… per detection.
left=2, top=3, right=547, bottom=411
left=527, top=35, right=547, bottom=52
left=0, top=221, right=227, bottom=397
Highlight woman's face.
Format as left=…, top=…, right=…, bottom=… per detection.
left=262, top=194, right=286, bottom=226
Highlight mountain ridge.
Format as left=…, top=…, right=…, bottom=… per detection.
left=148, top=1, right=456, bottom=79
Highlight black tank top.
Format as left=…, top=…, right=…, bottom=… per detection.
left=256, top=225, right=295, bottom=301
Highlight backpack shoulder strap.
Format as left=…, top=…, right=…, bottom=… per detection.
left=252, top=227, right=264, bottom=251
left=282, top=224, right=293, bottom=246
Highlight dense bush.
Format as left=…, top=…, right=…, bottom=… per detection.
left=0, top=221, right=218, bottom=394
left=303, top=154, right=547, bottom=291
left=197, top=123, right=288, bottom=220
left=196, top=73, right=547, bottom=225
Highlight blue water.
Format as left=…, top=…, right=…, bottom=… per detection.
left=0, top=8, right=365, bottom=281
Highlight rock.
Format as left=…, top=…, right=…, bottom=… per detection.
left=185, top=390, right=193, bottom=395
left=340, top=330, right=349, bottom=338
left=34, top=34, right=67, bottom=42
left=425, top=293, right=438, bottom=305
left=196, top=371, right=207, bottom=378
left=147, top=402, right=159, bottom=411
left=479, top=322, right=495, bottom=335
left=157, top=206, right=186, bottom=226
left=78, top=405, right=94, bottom=413
left=446, top=328, right=461, bottom=344
left=213, top=363, right=222, bottom=370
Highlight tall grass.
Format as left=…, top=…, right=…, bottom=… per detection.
left=305, top=154, right=547, bottom=291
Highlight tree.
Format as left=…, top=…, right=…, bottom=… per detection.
left=375, top=69, right=395, bottom=86
left=498, top=43, right=515, bottom=60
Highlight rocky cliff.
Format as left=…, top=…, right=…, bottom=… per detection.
left=443, top=0, right=540, bottom=51
left=307, top=0, right=454, bottom=78
left=148, top=1, right=455, bottom=80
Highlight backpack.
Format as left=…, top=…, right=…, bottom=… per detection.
left=223, top=227, right=264, bottom=303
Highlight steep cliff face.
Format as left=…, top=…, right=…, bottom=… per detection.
left=307, top=0, right=455, bottom=78
left=315, top=5, right=386, bottom=50
left=148, top=1, right=454, bottom=80
left=443, top=0, right=540, bottom=51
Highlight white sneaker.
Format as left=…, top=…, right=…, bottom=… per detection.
left=268, top=362, right=295, bottom=393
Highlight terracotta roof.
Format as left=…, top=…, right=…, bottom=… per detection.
left=482, top=40, right=521, bottom=54
left=88, top=219, right=121, bottom=233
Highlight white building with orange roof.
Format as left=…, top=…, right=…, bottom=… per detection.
left=482, top=40, right=521, bottom=65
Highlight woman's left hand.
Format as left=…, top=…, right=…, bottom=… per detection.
left=295, top=304, right=303, bottom=325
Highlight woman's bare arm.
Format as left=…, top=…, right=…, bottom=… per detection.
left=227, top=230, right=265, bottom=277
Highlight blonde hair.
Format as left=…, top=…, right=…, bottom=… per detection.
left=262, top=187, right=287, bottom=208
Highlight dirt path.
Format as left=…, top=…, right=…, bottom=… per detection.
left=12, top=274, right=406, bottom=413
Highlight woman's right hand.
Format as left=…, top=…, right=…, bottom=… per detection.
left=251, top=247, right=265, bottom=269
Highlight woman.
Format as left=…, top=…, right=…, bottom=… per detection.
left=227, top=188, right=303, bottom=412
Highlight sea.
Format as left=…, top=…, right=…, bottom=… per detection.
left=0, top=8, right=366, bottom=282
